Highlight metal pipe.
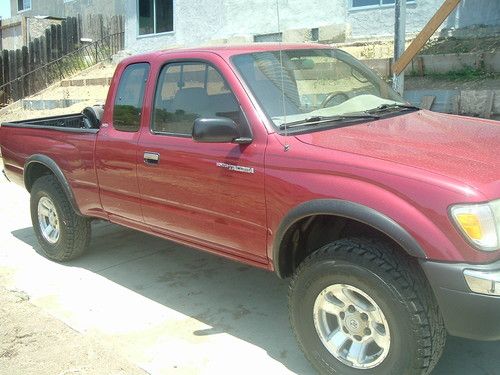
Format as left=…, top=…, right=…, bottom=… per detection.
left=393, top=0, right=407, bottom=95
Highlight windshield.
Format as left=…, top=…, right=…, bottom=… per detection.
left=232, top=48, right=407, bottom=128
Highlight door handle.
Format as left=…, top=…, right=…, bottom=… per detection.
left=144, top=152, right=160, bottom=165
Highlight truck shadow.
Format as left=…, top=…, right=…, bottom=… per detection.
left=11, top=222, right=500, bottom=375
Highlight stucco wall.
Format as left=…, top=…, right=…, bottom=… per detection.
left=10, top=0, right=124, bottom=19
left=12, top=0, right=497, bottom=53
left=125, top=0, right=349, bottom=53
left=444, top=0, right=500, bottom=29
left=347, top=0, right=444, bottom=38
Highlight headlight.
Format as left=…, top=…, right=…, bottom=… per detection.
left=450, top=200, right=500, bottom=251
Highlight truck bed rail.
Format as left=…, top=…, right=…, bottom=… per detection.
left=1, top=113, right=99, bottom=133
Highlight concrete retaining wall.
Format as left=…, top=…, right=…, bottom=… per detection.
left=360, top=52, right=500, bottom=78
left=60, top=77, right=112, bottom=87
left=21, top=99, right=85, bottom=111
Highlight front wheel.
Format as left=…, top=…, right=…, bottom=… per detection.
left=30, top=175, right=91, bottom=262
left=288, top=238, right=446, bottom=375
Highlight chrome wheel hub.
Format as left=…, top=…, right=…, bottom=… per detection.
left=313, top=284, right=391, bottom=369
left=38, top=196, right=60, bottom=244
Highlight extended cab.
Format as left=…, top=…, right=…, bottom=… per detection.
left=1, top=44, right=500, bottom=375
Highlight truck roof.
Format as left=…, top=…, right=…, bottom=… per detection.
left=124, top=43, right=333, bottom=63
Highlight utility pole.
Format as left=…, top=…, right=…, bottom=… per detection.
left=393, top=0, right=406, bottom=95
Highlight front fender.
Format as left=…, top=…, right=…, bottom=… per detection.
left=272, top=199, right=427, bottom=278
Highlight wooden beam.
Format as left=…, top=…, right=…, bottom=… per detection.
left=392, top=0, right=461, bottom=75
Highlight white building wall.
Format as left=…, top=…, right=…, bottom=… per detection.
left=124, top=0, right=499, bottom=53
left=347, top=0, right=443, bottom=39
left=125, top=0, right=348, bottom=53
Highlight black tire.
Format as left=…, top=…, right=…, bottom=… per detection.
left=30, top=175, right=91, bottom=261
left=289, top=238, right=446, bottom=375
left=82, top=105, right=103, bottom=129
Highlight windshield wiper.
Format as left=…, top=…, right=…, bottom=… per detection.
left=366, top=103, right=420, bottom=114
left=279, top=113, right=380, bottom=130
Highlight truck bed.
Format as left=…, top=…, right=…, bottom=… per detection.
left=0, top=113, right=101, bottom=215
left=1, top=113, right=98, bottom=133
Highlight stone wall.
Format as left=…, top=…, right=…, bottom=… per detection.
left=0, top=16, right=23, bottom=50
left=26, top=17, right=62, bottom=43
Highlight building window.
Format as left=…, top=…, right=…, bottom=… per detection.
left=138, top=0, right=174, bottom=36
left=351, top=0, right=415, bottom=8
left=18, top=0, right=31, bottom=12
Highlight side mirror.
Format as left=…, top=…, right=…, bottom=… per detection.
left=192, top=117, right=251, bottom=144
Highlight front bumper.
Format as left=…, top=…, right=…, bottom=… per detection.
left=420, top=259, right=500, bottom=341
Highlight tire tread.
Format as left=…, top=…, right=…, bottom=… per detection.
left=288, top=237, right=446, bottom=375
left=30, top=175, right=90, bottom=261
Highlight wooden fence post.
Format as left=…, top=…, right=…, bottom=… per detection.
left=0, top=54, right=4, bottom=104
left=56, top=24, right=63, bottom=59
left=2, top=50, right=10, bottom=103
left=13, top=49, right=19, bottom=100
left=45, top=29, right=51, bottom=62
left=71, top=17, right=79, bottom=50
left=21, top=46, right=29, bottom=97
left=0, top=54, right=3, bottom=87
left=28, top=41, right=35, bottom=96
left=50, top=24, right=57, bottom=60
left=61, top=20, right=68, bottom=55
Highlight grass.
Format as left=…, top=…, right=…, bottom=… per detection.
left=408, top=67, right=497, bottom=81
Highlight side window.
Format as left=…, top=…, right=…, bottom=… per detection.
left=152, top=62, right=240, bottom=136
left=113, top=63, right=150, bottom=132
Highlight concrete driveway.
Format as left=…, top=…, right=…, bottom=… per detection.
left=1, top=173, right=499, bottom=375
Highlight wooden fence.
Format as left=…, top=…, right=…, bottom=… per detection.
left=0, top=15, right=124, bottom=107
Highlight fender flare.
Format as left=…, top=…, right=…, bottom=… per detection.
left=272, top=199, right=426, bottom=278
left=24, top=154, right=82, bottom=216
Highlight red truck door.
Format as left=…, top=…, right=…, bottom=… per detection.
left=137, top=58, right=268, bottom=263
left=95, top=62, right=151, bottom=224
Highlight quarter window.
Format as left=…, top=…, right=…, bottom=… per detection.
left=138, top=0, right=174, bottom=35
left=113, top=63, right=150, bottom=132
left=152, top=62, right=240, bottom=136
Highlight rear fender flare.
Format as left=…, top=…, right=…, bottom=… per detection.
left=24, top=154, right=82, bottom=216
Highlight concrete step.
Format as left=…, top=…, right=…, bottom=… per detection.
left=61, top=77, right=112, bottom=87
left=21, top=98, right=89, bottom=111
left=404, top=89, right=500, bottom=118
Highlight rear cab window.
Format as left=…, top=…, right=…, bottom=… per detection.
left=113, top=63, right=150, bottom=132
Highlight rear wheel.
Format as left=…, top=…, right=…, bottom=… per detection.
left=30, top=175, right=91, bottom=261
left=288, top=238, right=446, bottom=375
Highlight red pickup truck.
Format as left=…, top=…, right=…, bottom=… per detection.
left=1, top=43, right=499, bottom=374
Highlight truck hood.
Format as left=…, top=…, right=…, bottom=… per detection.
left=294, top=110, right=500, bottom=193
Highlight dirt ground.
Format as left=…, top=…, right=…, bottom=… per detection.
left=0, top=285, right=147, bottom=375
left=420, top=35, right=499, bottom=55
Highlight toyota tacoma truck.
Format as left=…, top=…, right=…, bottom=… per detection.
left=1, top=44, right=499, bottom=375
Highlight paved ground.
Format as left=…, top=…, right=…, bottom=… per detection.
left=1, top=172, right=500, bottom=374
